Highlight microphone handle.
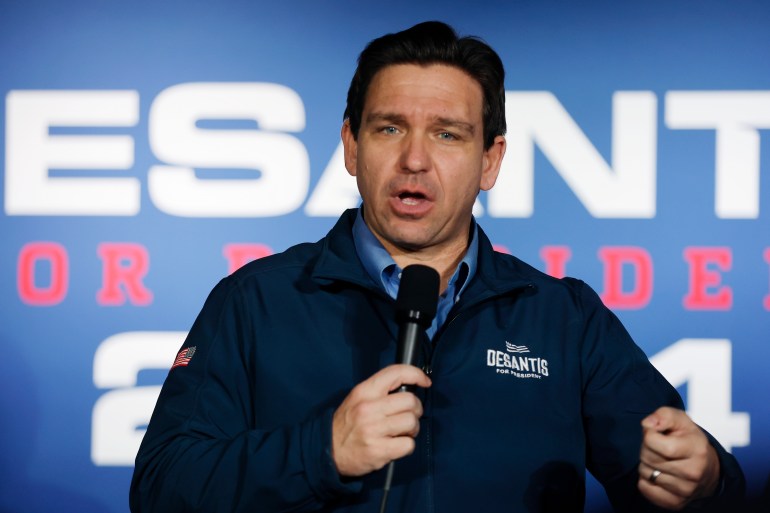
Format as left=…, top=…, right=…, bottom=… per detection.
left=396, top=318, right=421, bottom=365
left=381, top=319, right=423, bottom=512
left=379, top=461, right=395, bottom=513
left=396, top=320, right=421, bottom=394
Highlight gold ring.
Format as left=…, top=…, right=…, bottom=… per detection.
left=649, top=469, right=662, bottom=484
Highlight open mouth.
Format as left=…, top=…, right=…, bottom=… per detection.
left=398, top=191, right=427, bottom=205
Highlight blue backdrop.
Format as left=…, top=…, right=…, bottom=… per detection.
left=1, top=1, right=768, bottom=511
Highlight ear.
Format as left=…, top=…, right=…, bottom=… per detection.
left=341, top=120, right=358, bottom=177
left=479, top=135, right=506, bottom=191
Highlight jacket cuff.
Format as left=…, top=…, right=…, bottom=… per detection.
left=301, top=408, right=363, bottom=501
left=686, top=430, right=746, bottom=511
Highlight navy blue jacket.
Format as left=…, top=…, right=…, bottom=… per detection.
left=130, top=208, right=744, bottom=512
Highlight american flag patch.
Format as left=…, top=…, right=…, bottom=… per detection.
left=171, top=346, right=196, bottom=369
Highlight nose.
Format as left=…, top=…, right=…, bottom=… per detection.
left=399, top=133, right=429, bottom=173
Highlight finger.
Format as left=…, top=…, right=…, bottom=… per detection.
left=638, top=461, right=699, bottom=499
left=379, top=435, right=418, bottom=465
left=639, top=440, right=668, bottom=467
left=642, top=424, right=707, bottom=462
left=641, top=429, right=692, bottom=461
left=345, top=408, right=420, bottom=443
left=337, top=430, right=418, bottom=474
left=358, top=364, right=432, bottom=399
left=338, top=392, right=422, bottom=441
left=380, top=391, right=424, bottom=418
left=641, top=406, right=689, bottom=434
left=639, top=444, right=694, bottom=480
left=638, top=475, right=689, bottom=511
left=381, top=410, right=422, bottom=438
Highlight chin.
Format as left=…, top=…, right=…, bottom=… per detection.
left=388, top=232, right=434, bottom=252
left=379, top=219, right=438, bottom=251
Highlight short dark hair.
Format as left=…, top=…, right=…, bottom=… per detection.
left=344, top=21, right=506, bottom=149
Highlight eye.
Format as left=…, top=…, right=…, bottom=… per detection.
left=381, top=126, right=399, bottom=135
left=438, top=131, right=457, bottom=141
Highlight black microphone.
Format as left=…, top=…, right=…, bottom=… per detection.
left=394, top=264, right=440, bottom=387
left=380, top=264, right=439, bottom=513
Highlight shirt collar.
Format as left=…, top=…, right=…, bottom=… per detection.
left=352, top=207, right=478, bottom=301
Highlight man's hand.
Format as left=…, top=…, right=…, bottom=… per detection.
left=638, top=406, right=721, bottom=510
left=332, top=364, right=431, bottom=477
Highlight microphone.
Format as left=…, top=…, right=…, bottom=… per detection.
left=394, top=264, right=440, bottom=386
left=380, top=264, right=439, bottom=513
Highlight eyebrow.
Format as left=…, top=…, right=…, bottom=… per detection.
left=365, top=112, right=476, bottom=135
left=436, top=117, right=475, bottom=135
left=365, top=112, right=406, bottom=125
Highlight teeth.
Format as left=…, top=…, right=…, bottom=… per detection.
left=401, top=197, right=419, bottom=205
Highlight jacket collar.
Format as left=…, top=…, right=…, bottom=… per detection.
left=311, top=209, right=379, bottom=291
left=311, top=208, right=535, bottom=300
left=461, top=226, right=536, bottom=305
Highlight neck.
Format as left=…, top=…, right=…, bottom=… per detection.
left=385, top=238, right=468, bottom=294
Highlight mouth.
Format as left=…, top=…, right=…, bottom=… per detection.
left=389, top=185, right=434, bottom=217
left=397, top=190, right=427, bottom=205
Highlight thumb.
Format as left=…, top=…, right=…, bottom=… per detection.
left=641, top=406, right=685, bottom=433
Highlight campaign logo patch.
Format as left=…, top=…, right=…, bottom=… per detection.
left=486, top=341, right=549, bottom=379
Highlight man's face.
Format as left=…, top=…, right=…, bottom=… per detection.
left=342, top=63, right=506, bottom=257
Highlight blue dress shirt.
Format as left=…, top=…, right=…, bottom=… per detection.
left=351, top=209, right=478, bottom=340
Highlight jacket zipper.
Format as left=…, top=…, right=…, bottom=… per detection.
left=417, top=285, right=531, bottom=512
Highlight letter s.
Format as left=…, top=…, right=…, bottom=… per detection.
left=148, top=82, right=309, bottom=217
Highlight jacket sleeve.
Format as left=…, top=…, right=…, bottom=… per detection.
left=572, top=279, right=745, bottom=512
left=129, top=277, right=361, bottom=512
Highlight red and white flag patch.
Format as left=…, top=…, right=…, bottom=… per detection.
left=171, top=346, right=196, bottom=369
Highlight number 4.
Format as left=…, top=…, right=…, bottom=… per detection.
left=650, top=338, right=750, bottom=453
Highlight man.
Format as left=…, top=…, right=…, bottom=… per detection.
left=130, top=21, right=744, bottom=512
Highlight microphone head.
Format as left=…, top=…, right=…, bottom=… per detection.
left=395, top=264, right=440, bottom=327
